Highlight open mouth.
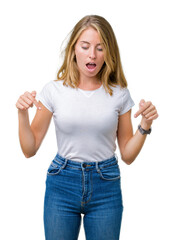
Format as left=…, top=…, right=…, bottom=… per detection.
left=86, top=62, right=97, bottom=70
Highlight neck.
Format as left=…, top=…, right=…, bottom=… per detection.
left=78, top=76, right=101, bottom=88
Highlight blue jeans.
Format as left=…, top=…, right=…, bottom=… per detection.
left=44, top=153, right=123, bottom=240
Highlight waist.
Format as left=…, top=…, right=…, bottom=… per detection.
left=54, top=152, right=118, bottom=170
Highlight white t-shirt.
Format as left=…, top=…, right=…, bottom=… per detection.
left=37, top=80, right=135, bottom=162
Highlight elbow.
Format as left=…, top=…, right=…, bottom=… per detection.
left=125, top=160, right=133, bottom=165
left=22, top=143, right=40, bottom=158
left=122, top=159, right=133, bottom=165
left=123, top=159, right=134, bottom=165
left=24, top=151, right=36, bottom=158
left=121, top=154, right=135, bottom=165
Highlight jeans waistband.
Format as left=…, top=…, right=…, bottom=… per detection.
left=54, top=153, right=118, bottom=170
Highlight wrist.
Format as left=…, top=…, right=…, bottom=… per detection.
left=18, top=109, right=29, bottom=120
left=140, top=120, right=152, bottom=130
left=18, top=109, right=28, bottom=114
left=138, top=124, right=151, bottom=135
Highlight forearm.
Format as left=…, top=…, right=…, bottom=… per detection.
left=122, top=121, right=151, bottom=165
left=18, top=110, right=36, bottom=158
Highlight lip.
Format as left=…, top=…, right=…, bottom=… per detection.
left=86, top=62, right=96, bottom=64
left=86, top=62, right=97, bottom=72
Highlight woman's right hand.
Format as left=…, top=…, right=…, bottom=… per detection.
left=16, top=91, right=41, bottom=111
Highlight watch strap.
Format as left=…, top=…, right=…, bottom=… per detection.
left=138, top=124, right=151, bottom=135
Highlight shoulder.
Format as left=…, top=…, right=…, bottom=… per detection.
left=41, top=80, right=55, bottom=89
left=109, top=84, right=130, bottom=97
left=41, top=80, right=64, bottom=92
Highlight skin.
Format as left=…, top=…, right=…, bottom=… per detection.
left=16, top=27, right=158, bottom=164
left=74, top=27, right=104, bottom=90
left=16, top=91, right=52, bottom=158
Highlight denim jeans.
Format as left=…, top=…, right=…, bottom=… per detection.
left=44, top=153, right=123, bottom=240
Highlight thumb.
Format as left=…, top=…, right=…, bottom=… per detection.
left=139, top=99, right=145, bottom=108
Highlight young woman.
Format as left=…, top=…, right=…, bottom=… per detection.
left=16, top=15, right=158, bottom=240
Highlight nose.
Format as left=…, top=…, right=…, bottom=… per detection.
left=89, top=47, right=96, bottom=59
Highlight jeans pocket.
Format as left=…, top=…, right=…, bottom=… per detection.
left=97, top=162, right=120, bottom=181
left=47, top=159, right=63, bottom=176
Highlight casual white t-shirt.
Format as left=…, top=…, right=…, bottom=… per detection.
left=37, top=80, right=135, bottom=162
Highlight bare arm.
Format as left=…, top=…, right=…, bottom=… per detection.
left=16, top=91, right=53, bottom=158
left=117, top=110, right=148, bottom=164
left=117, top=100, right=158, bottom=165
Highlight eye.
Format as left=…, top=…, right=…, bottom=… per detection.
left=97, top=48, right=103, bottom=51
left=81, top=46, right=88, bottom=50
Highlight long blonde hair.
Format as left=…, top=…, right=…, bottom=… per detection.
left=56, top=15, right=127, bottom=96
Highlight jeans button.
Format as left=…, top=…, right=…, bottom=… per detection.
left=82, top=163, right=87, bottom=168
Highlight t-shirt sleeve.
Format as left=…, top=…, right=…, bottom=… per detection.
left=120, top=88, right=135, bottom=115
left=37, top=81, right=54, bottom=113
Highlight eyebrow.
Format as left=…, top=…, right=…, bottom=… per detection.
left=80, top=41, right=103, bottom=46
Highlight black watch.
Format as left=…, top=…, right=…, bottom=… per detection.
left=138, top=124, right=151, bottom=135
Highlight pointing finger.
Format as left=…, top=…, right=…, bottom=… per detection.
left=139, top=99, right=145, bottom=107
left=31, top=91, right=36, bottom=97
left=33, top=98, right=41, bottom=110
left=134, top=101, right=151, bottom=118
left=29, top=91, right=41, bottom=110
left=134, top=108, right=145, bottom=118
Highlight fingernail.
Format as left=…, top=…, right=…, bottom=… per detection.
left=140, top=102, right=144, bottom=106
left=38, top=107, right=41, bottom=110
left=134, top=114, right=137, bottom=117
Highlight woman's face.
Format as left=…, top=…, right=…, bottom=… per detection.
left=74, top=27, right=105, bottom=81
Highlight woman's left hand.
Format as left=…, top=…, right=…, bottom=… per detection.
left=134, top=99, right=159, bottom=129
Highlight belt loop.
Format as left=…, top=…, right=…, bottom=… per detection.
left=96, top=161, right=100, bottom=172
left=115, top=153, right=118, bottom=163
left=61, top=158, right=68, bottom=169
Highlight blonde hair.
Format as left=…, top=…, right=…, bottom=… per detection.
left=56, top=15, right=128, bottom=96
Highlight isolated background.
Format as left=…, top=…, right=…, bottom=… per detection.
left=0, top=0, right=173, bottom=239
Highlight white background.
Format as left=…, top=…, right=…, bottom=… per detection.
left=0, top=0, right=174, bottom=239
